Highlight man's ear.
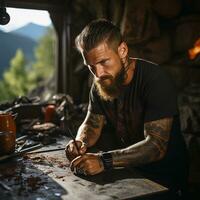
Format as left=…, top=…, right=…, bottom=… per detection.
left=118, top=42, right=128, bottom=59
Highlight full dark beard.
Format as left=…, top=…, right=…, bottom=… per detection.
left=94, top=63, right=127, bottom=101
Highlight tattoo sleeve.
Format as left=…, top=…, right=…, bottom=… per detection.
left=111, top=117, right=173, bottom=167
left=76, top=111, right=105, bottom=147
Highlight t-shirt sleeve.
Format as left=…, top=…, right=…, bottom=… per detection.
left=88, top=84, right=104, bottom=115
left=144, top=69, right=178, bottom=122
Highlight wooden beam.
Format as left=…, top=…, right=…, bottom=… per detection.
left=50, top=12, right=65, bottom=93
left=49, top=0, right=72, bottom=94
left=63, top=0, right=72, bottom=95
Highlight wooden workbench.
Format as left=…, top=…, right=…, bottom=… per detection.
left=0, top=136, right=168, bottom=200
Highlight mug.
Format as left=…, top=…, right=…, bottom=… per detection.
left=0, top=112, right=16, bottom=155
left=0, top=131, right=16, bottom=155
left=43, top=104, right=56, bottom=122
left=0, top=112, right=16, bottom=133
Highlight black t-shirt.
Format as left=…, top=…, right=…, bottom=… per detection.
left=89, top=59, right=178, bottom=145
left=88, top=59, right=188, bottom=188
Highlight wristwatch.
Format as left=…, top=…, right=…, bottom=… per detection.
left=100, top=152, right=113, bottom=170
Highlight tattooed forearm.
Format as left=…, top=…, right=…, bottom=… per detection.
left=77, top=125, right=96, bottom=146
left=110, top=117, right=173, bottom=167
left=85, top=113, right=103, bottom=129
left=76, top=111, right=105, bottom=147
left=144, top=118, right=172, bottom=159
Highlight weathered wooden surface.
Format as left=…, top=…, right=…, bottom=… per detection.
left=0, top=137, right=168, bottom=200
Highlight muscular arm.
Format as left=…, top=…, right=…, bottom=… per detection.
left=76, top=111, right=105, bottom=147
left=110, top=117, right=173, bottom=167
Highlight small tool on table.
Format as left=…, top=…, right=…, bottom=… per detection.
left=27, top=147, right=65, bottom=154
left=0, top=181, right=12, bottom=191
left=0, top=143, right=43, bottom=162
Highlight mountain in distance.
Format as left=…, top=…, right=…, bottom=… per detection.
left=0, top=23, right=50, bottom=78
left=0, top=30, right=37, bottom=78
left=11, top=23, right=49, bottom=41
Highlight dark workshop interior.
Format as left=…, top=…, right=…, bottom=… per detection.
left=0, top=0, right=200, bottom=199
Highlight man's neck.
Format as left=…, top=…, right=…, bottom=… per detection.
left=123, top=58, right=136, bottom=85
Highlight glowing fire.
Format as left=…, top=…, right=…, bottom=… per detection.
left=188, top=38, right=200, bottom=60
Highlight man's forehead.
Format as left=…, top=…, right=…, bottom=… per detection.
left=82, top=42, right=112, bottom=64
left=84, top=42, right=109, bottom=54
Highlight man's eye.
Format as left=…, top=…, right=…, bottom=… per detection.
left=101, top=60, right=108, bottom=65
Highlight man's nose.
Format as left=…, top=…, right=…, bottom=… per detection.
left=95, top=65, right=105, bottom=78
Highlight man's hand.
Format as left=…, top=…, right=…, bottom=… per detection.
left=65, top=140, right=87, bottom=161
left=70, top=153, right=104, bottom=176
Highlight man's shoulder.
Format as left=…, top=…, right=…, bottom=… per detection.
left=135, top=58, right=158, bottom=67
left=135, top=58, right=170, bottom=81
left=135, top=58, right=160, bottom=73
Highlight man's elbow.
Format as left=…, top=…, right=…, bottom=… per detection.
left=158, top=149, right=167, bottom=161
left=149, top=139, right=168, bottom=161
left=157, top=144, right=168, bottom=161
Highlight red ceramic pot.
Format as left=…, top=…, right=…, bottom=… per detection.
left=0, top=131, right=16, bottom=155
left=0, top=112, right=16, bottom=155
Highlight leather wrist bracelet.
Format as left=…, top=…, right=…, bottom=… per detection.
left=100, top=152, right=113, bottom=170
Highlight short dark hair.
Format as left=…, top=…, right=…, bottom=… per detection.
left=75, top=19, right=123, bottom=53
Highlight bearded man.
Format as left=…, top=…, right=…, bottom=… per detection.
left=65, top=19, right=188, bottom=197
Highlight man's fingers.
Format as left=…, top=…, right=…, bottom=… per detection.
left=79, top=144, right=87, bottom=154
left=66, top=140, right=80, bottom=154
left=65, top=140, right=87, bottom=162
left=70, top=155, right=84, bottom=170
left=65, top=140, right=73, bottom=152
left=69, top=144, right=74, bottom=152
left=76, top=161, right=86, bottom=170
left=70, top=143, right=79, bottom=155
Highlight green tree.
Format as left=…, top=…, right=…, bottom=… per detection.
left=0, top=49, right=30, bottom=102
left=0, top=81, right=11, bottom=101
left=0, top=26, right=56, bottom=102
left=29, top=27, right=56, bottom=84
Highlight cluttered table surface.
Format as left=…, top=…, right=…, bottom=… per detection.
left=0, top=135, right=169, bottom=200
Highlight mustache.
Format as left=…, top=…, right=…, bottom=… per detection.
left=95, top=75, right=113, bottom=82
